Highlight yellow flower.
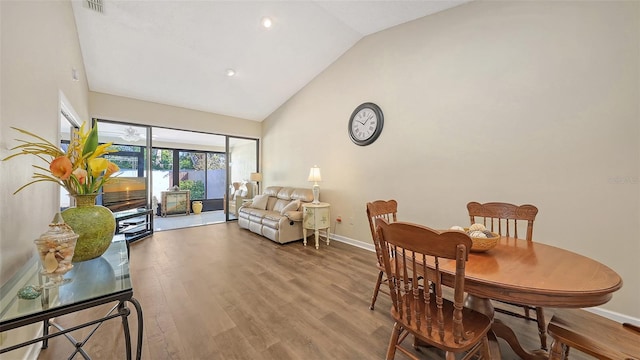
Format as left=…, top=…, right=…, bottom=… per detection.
left=89, top=158, right=109, bottom=178
left=3, top=123, right=119, bottom=195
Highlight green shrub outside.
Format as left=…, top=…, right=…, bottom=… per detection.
left=180, top=180, right=205, bottom=200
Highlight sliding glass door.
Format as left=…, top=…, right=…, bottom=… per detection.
left=226, top=137, right=259, bottom=221
left=95, top=119, right=258, bottom=226
left=94, top=121, right=150, bottom=214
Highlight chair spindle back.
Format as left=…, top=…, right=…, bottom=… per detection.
left=467, top=202, right=538, bottom=241
left=366, top=200, right=398, bottom=267
left=376, top=218, right=472, bottom=344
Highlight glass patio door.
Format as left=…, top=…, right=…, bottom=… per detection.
left=94, top=121, right=150, bottom=214
left=226, top=137, right=259, bottom=221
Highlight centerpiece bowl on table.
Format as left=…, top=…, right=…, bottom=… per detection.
left=450, top=224, right=499, bottom=252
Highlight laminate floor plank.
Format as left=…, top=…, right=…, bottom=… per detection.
left=34, top=222, right=595, bottom=360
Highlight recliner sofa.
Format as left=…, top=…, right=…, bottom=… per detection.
left=238, top=186, right=313, bottom=244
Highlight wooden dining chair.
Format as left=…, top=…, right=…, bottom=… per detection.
left=466, top=201, right=547, bottom=349
left=547, top=309, right=640, bottom=360
left=375, top=218, right=492, bottom=360
left=366, top=200, right=398, bottom=310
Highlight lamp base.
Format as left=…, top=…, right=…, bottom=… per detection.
left=312, top=184, right=320, bottom=204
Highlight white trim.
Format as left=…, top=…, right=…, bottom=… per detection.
left=58, top=90, right=81, bottom=210
left=0, top=322, right=43, bottom=360
left=329, top=234, right=640, bottom=325
left=58, top=90, right=81, bottom=128
left=330, top=233, right=375, bottom=252
left=585, top=306, right=640, bottom=325
left=22, top=323, right=43, bottom=360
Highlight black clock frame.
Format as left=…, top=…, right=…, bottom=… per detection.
left=348, top=102, right=384, bottom=146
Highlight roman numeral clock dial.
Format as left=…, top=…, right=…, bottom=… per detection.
left=348, top=102, right=384, bottom=146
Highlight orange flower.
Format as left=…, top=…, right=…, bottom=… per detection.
left=50, top=156, right=73, bottom=180
left=72, top=168, right=87, bottom=185
left=105, top=161, right=120, bottom=176
left=4, top=124, right=118, bottom=195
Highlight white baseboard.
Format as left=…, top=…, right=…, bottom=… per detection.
left=586, top=306, right=640, bottom=325
left=330, top=233, right=375, bottom=252
left=23, top=334, right=41, bottom=360
left=329, top=234, right=640, bottom=325
left=0, top=322, right=42, bottom=360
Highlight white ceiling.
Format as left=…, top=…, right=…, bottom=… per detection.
left=71, top=0, right=469, bottom=122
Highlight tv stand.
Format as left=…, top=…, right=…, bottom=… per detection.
left=114, top=208, right=153, bottom=242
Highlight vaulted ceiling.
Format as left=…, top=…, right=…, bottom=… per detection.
left=71, top=0, right=469, bottom=121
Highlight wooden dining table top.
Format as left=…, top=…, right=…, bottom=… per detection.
left=432, top=235, right=622, bottom=308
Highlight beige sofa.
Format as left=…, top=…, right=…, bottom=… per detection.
left=238, top=186, right=313, bottom=244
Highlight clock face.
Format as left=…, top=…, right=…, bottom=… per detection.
left=348, top=102, right=383, bottom=146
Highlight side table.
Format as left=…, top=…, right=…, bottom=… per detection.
left=0, top=240, right=143, bottom=359
left=302, top=202, right=331, bottom=249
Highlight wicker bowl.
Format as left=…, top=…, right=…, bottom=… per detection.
left=465, top=229, right=499, bottom=252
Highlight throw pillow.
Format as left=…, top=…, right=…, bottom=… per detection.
left=249, top=194, right=269, bottom=210
left=280, top=200, right=301, bottom=215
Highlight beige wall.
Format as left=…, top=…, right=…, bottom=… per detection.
left=1, top=0, right=637, bottom=328
left=0, top=0, right=90, bottom=355
left=263, top=1, right=639, bottom=318
left=90, top=91, right=261, bottom=139
left=1, top=0, right=90, bottom=283
left=230, top=140, right=258, bottom=184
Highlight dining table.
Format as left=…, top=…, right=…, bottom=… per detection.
left=429, top=234, right=623, bottom=359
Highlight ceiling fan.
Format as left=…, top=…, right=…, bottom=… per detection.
left=120, top=126, right=142, bottom=142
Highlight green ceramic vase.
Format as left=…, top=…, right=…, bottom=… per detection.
left=61, top=194, right=116, bottom=262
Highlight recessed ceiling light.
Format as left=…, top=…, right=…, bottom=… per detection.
left=261, top=17, right=272, bottom=29
left=226, top=68, right=236, bottom=77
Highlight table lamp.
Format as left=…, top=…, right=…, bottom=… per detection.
left=307, top=166, right=321, bottom=204
left=250, top=172, right=262, bottom=195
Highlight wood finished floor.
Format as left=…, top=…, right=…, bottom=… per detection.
left=36, top=223, right=594, bottom=360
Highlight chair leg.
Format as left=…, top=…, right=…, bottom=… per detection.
left=535, top=307, right=547, bottom=350
left=370, top=270, right=384, bottom=310
left=480, top=336, right=491, bottom=359
left=549, top=339, right=565, bottom=360
left=386, top=322, right=402, bottom=360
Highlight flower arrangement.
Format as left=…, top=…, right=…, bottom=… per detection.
left=3, top=122, right=120, bottom=195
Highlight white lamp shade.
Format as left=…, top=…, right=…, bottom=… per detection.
left=308, top=166, right=322, bottom=182
left=250, top=172, right=262, bottom=182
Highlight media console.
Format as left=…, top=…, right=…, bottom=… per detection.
left=114, top=208, right=153, bottom=242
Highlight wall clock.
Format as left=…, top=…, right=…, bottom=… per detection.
left=348, top=102, right=384, bottom=146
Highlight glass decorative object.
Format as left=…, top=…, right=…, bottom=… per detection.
left=34, top=213, right=79, bottom=287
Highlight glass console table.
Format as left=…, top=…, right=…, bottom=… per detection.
left=0, top=240, right=143, bottom=359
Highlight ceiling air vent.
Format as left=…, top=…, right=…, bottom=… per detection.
left=85, top=0, right=104, bottom=13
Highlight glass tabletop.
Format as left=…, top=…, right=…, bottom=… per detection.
left=0, top=240, right=131, bottom=325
